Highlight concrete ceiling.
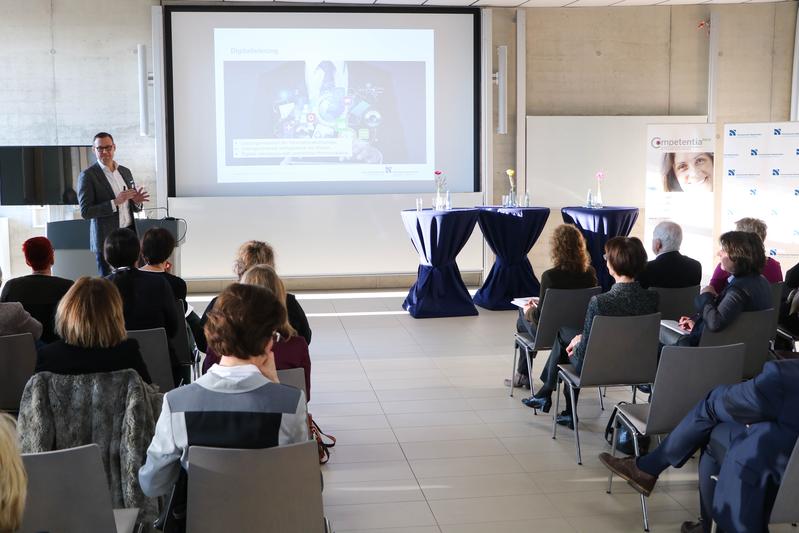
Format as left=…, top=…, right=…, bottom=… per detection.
left=211, top=0, right=787, bottom=7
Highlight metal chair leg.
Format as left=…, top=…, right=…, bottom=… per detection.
left=607, top=416, right=619, bottom=493
left=526, top=349, right=538, bottom=415
left=569, top=383, right=582, bottom=465
left=510, top=342, right=518, bottom=397
left=631, top=424, right=649, bottom=532
left=598, top=387, right=605, bottom=410
left=552, top=376, right=562, bottom=439
left=632, top=385, right=637, bottom=404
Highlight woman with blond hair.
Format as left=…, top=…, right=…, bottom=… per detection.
left=34, top=277, right=151, bottom=383
left=511, top=224, right=597, bottom=390
left=0, top=413, right=26, bottom=533
left=198, top=240, right=311, bottom=350
left=202, top=265, right=312, bottom=398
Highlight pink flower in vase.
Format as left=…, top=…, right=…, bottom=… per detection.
left=595, top=171, right=605, bottom=181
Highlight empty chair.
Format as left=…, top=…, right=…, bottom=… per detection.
left=277, top=367, right=307, bottom=396
left=699, top=308, right=773, bottom=379
left=19, top=444, right=140, bottom=533
left=0, top=333, right=37, bottom=413
left=553, top=312, right=661, bottom=465
left=709, top=439, right=799, bottom=532
left=765, top=439, right=799, bottom=527
left=649, top=285, right=699, bottom=321
left=127, top=328, right=175, bottom=392
left=607, top=344, right=745, bottom=531
left=510, top=287, right=601, bottom=397
left=187, top=441, right=329, bottom=533
left=769, top=281, right=785, bottom=342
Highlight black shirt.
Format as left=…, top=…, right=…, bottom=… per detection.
left=36, top=338, right=152, bottom=383
left=0, top=274, right=74, bottom=343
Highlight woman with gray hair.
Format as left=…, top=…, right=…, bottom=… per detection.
left=709, top=217, right=782, bottom=293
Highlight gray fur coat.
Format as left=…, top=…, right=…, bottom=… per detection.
left=18, top=369, right=163, bottom=525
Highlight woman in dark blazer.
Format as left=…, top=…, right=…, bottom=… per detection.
left=512, top=224, right=597, bottom=388
left=668, top=231, right=772, bottom=347
left=525, top=237, right=658, bottom=428
left=35, top=277, right=151, bottom=383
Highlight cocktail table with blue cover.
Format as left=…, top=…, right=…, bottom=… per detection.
left=561, top=206, right=639, bottom=291
left=473, top=206, right=550, bottom=310
left=401, top=208, right=479, bottom=318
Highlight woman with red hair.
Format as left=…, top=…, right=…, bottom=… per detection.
left=0, top=237, right=73, bottom=343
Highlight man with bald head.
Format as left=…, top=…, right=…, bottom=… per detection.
left=637, top=221, right=702, bottom=289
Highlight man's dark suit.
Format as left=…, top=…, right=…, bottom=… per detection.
left=637, top=250, right=702, bottom=289
left=77, top=162, right=140, bottom=255
left=638, top=359, right=799, bottom=532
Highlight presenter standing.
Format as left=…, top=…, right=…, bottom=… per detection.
left=78, top=132, right=149, bottom=275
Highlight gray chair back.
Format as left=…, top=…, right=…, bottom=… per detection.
left=127, top=327, right=175, bottom=392
left=533, top=286, right=602, bottom=350
left=170, top=299, right=193, bottom=365
left=578, top=313, right=661, bottom=388
left=19, top=444, right=120, bottom=533
left=277, top=367, right=307, bottom=397
left=770, top=440, right=799, bottom=525
left=769, top=282, right=785, bottom=341
left=0, top=333, right=37, bottom=412
left=699, top=309, right=773, bottom=379
left=188, top=441, right=325, bottom=533
left=649, top=285, right=699, bottom=321
left=645, top=344, right=744, bottom=435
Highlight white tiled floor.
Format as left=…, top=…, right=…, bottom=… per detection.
left=190, top=290, right=790, bottom=532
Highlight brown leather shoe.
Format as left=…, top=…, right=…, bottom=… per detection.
left=680, top=521, right=703, bottom=533
left=598, top=452, right=658, bottom=497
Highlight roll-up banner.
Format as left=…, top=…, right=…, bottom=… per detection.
left=645, top=123, right=717, bottom=280
left=722, top=122, right=799, bottom=269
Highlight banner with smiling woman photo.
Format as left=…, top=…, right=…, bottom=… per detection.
left=645, top=123, right=717, bottom=281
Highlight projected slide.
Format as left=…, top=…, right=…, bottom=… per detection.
left=214, top=28, right=435, bottom=184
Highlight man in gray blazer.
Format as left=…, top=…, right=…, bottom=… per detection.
left=78, top=132, right=149, bottom=275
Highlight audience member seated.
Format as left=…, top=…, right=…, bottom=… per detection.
left=104, top=228, right=180, bottom=376
left=599, top=358, right=799, bottom=533
left=664, top=231, right=772, bottom=347
left=35, top=277, right=151, bottom=383
left=0, top=412, right=26, bottom=533
left=197, top=240, right=312, bottom=351
left=709, top=217, right=782, bottom=293
left=512, top=224, right=597, bottom=391
left=637, top=221, right=701, bottom=289
left=0, top=237, right=73, bottom=343
left=779, top=261, right=799, bottom=339
left=0, top=267, right=43, bottom=341
left=138, top=283, right=308, bottom=499
left=202, top=265, right=313, bottom=399
left=524, top=237, right=658, bottom=430
left=139, top=227, right=187, bottom=301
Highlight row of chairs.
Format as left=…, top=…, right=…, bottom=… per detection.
left=0, top=298, right=197, bottom=412
left=13, top=365, right=326, bottom=533
left=17, top=439, right=327, bottom=533
left=511, top=283, right=784, bottom=398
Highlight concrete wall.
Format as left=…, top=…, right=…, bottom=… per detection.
left=0, top=0, right=156, bottom=276
left=1, top=1, right=796, bottom=285
left=488, top=2, right=797, bottom=277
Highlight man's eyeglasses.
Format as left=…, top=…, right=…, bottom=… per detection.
left=272, top=331, right=282, bottom=344
left=94, top=145, right=114, bottom=152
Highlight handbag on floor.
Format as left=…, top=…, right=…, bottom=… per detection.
left=309, top=415, right=336, bottom=464
left=604, top=402, right=651, bottom=456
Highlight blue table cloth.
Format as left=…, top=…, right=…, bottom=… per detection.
left=402, top=208, right=479, bottom=318
left=473, top=206, right=550, bottom=310
left=561, top=206, right=639, bottom=291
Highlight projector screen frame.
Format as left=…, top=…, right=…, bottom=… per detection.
left=162, top=4, right=483, bottom=198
